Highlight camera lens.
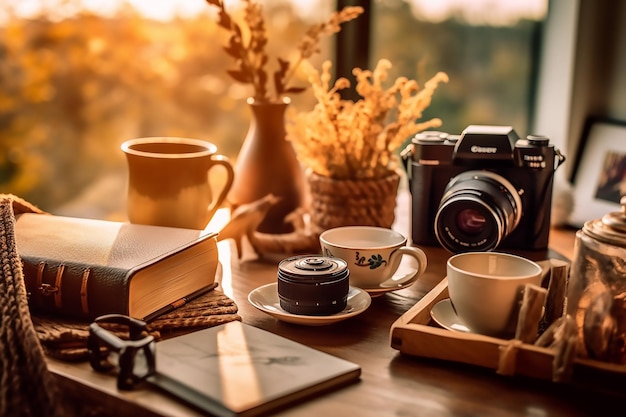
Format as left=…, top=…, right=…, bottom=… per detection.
left=455, top=208, right=486, bottom=235
left=434, top=171, right=522, bottom=252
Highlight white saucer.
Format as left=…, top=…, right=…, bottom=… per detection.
left=248, top=283, right=371, bottom=326
left=360, top=266, right=419, bottom=297
left=430, top=299, right=518, bottom=339
left=429, top=298, right=471, bottom=333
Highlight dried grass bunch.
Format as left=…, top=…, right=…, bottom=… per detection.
left=205, top=0, right=363, bottom=104
left=286, top=59, right=449, bottom=180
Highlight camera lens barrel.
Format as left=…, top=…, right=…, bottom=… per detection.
left=434, top=171, right=522, bottom=252
left=277, top=255, right=349, bottom=315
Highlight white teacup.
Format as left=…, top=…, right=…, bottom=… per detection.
left=319, top=226, right=427, bottom=289
left=446, top=252, right=543, bottom=337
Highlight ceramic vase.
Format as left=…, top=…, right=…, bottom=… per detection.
left=228, top=97, right=306, bottom=234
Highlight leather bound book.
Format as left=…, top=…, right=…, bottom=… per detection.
left=14, top=213, right=219, bottom=320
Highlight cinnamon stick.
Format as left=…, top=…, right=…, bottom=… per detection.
left=515, top=283, right=548, bottom=343
left=542, top=259, right=570, bottom=331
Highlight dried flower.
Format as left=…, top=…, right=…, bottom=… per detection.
left=205, top=0, right=363, bottom=103
left=286, top=59, right=449, bottom=180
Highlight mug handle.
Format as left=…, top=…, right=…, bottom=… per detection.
left=206, top=154, right=235, bottom=223
left=388, top=246, right=428, bottom=284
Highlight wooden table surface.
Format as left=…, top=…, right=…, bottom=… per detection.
left=49, top=216, right=626, bottom=417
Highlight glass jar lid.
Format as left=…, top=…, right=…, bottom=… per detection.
left=583, top=196, right=626, bottom=247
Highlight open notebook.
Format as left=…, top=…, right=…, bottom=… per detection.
left=148, top=321, right=361, bottom=416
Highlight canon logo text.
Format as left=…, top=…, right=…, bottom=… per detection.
left=470, top=145, right=497, bottom=154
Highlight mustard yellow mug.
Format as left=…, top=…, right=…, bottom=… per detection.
left=122, top=137, right=234, bottom=230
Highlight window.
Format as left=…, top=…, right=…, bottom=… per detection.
left=0, top=0, right=547, bottom=217
left=337, top=0, right=548, bottom=136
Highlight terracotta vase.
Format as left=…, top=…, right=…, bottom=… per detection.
left=307, top=170, right=401, bottom=231
left=228, top=98, right=306, bottom=234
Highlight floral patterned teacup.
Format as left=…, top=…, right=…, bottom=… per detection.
left=319, top=226, right=427, bottom=290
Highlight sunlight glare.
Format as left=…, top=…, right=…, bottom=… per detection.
left=408, top=0, right=548, bottom=25
left=4, top=0, right=547, bottom=24
left=55, top=0, right=325, bottom=21
left=82, top=0, right=208, bottom=20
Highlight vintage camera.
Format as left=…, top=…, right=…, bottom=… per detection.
left=401, top=125, right=565, bottom=253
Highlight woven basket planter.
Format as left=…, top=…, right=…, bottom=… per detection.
left=307, top=171, right=400, bottom=231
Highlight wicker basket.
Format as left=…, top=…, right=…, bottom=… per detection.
left=307, top=170, right=400, bottom=230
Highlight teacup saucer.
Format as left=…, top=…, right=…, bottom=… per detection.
left=430, top=299, right=518, bottom=339
left=248, top=283, right=371, bottom=326
left=429, top=298, right=471, bottom=333
left=360, top=266, right=419, bottom=297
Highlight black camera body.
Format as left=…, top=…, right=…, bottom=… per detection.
left=402, top=125, right=565, bottom=253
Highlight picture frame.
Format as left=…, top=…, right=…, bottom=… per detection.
left=569, top=117, right=626, bottom=227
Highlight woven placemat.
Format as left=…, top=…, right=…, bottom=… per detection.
left=33, top=283, right=241, bottom=361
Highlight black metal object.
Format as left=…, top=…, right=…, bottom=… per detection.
left=88, top=314, right=156, bottom=390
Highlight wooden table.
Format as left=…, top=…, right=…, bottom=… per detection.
left=49, top=218, right=624, bottom=417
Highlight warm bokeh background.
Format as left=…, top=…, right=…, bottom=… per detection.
left=0, top=0, right=546, bottom=217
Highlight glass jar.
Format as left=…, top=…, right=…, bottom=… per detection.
left=567, top=197, right=626, bottom=364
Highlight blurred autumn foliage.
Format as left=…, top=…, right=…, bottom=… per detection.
left=0, top=3, right=325, bottom=216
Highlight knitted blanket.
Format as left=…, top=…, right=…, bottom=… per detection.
left=0, top=195, right=62, bottom=416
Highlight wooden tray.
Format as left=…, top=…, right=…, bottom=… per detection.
left=389, top=278, right=626, bottom=385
